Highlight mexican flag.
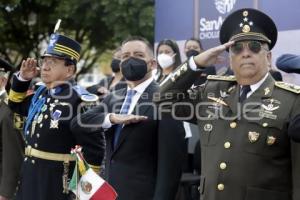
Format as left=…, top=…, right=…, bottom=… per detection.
left=68, top=146, right=117, bottom=200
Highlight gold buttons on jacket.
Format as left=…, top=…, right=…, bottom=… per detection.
left=230, top=122, right=237, bottom=128
left=262, top=122, right=268, bottom=127
left=220, top=162, right=227, bottom=170
left=217, top=183, right=225, bottom=191
left=224, top=142, right=231, bottom=149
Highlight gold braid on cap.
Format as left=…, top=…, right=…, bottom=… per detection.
left=230, top=32, right=271, bottom=44
left=53, top=43, right=80, bottom=61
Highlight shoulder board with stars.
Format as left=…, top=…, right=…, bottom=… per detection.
left=275, top=81, right=300, bottom=94
left=207, top=75, right=236, bottom=82
left=72, top=85, right=99, bottom=102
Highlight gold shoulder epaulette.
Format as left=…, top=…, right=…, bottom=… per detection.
left=207, top=75, right=236, bottom=81
left=275, top=81, right=300, bottom=94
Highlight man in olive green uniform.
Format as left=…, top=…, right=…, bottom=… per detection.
left=157, top=8, right=300, bottom=200
left=0, top=58, right=24, bottom=200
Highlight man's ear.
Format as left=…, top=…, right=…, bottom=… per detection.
left=267, top=51, right=272, bottom=63
left=67, top=65, right=76, bottom=77
left=267, top=51, right=272, bottom=66
left=149, top=59, right=157, bottom=71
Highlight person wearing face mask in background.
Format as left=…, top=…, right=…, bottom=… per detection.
left=87, top=47, right=127, bottom=100
left=155, top=39, right=182, bottom=83
left=155, top=40, right=193, bottom=171
left=71, top=36, right=186, bottom=200
left=156, top=39, right=191, bottom=181
left=184, top=38, right=216, bottom=86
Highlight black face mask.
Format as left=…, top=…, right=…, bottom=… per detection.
left=111, top=59, right=121, bottom=73
left=186, top=49, right=200, bottom=58
left=121, top=57, right=148, bottom=81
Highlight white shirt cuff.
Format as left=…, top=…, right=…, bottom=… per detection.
left=189, top=57, right=202, bottom=71
left=102, top=113, right=113, bottom=129
left=15, top=72, right=30, bottom=82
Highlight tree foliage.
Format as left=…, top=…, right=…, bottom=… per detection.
left=0, top=0, right=154, bottom=75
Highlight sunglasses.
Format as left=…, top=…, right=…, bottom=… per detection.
left=230, top=41, right=268, bottom=54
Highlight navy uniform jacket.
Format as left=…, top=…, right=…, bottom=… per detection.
left=71, top=81, right=186, bottom=200
left=157, top=61, right=300, bottom=200
left=8, top=75, right=105, bottom=200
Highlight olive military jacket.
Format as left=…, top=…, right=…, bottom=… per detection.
left=157, top=61, right=300, bottom=200
left=0, top=95, right=24, bottom=199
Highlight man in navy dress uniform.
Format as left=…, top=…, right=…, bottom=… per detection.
left=8, top=34, right=105, bottom=200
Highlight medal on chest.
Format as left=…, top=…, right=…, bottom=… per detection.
left=259, top=98, right=280, bottom=120
left=50, top=110, right=62, bottom=129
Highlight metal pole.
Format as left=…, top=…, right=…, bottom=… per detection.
left=253, top=0, right=259, bottom=9
left=193, top=0, right=200, bottom=39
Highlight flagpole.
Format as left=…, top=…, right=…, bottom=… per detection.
left=76, top=159, right=79, bottom=200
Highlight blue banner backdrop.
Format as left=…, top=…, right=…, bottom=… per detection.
left=155, top=0, right=300, bottom=84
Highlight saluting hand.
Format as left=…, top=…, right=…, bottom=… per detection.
left=194, top=41, right=234, bottom=67
left=110, top=113, right=148, bottom=125
left=0, top=195, right=9, bottom=200
left=20, top=58, right=40, bottom=80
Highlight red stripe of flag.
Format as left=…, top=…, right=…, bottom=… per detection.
left=91, top=182, right=117, bottom=200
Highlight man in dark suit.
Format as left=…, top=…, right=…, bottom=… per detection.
left=0, top=59, right=24, bottom=200
left=71, top=36, right=186, bottom=200
left=157, top=8, right=300, bottom=200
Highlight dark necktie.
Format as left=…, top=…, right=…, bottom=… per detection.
left=113, top=89, right=137, bottom=148
left=239, top=85, right=251, bottom=102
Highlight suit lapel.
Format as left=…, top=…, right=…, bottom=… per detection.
left=109, top=89, right=127, bottom=110
left=132, top=81, right=158, bottom=116
left=112, top=81, right=158, bottom=153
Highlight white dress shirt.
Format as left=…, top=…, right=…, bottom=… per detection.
left=246, top=73, right=268, bottom=98
left=102, top=77, right=154, bottom=129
